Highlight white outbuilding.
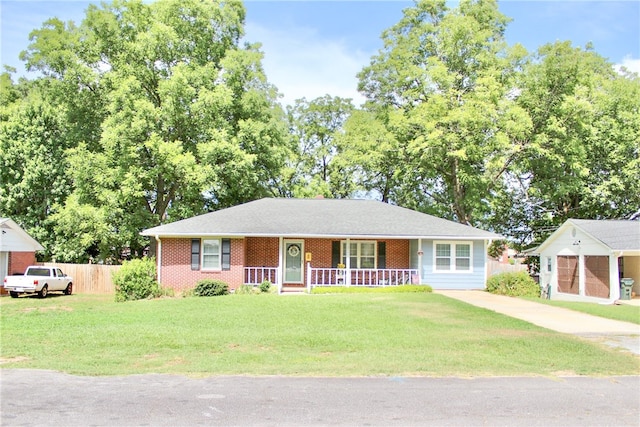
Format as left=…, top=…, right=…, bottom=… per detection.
left=535, top=219, right=639, bottom=303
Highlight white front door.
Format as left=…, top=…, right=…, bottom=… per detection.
left=284, top=240, right=304, bottom=284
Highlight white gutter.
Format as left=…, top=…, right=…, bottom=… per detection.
left=140, top=232, right=497, bottom=240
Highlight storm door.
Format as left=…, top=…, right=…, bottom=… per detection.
left=284, top=240, right=304, bottom=284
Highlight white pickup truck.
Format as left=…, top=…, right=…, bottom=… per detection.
left=3, top=266, right=73, bottom=298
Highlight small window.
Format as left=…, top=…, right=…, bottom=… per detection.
left=202, top=239, right=221, bottom=270
left=434, top=242, right=472, bottom=273
left=191, top=239, right=200, bottom=270
left=546, top=257, right=552, bottom=272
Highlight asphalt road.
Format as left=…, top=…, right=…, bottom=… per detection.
left=1, top=369, right=639, bottom=426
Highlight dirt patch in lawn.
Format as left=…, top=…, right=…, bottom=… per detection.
left=20, top=305, right=73, bottom=313
left=0, top=356, right=30, bottom=364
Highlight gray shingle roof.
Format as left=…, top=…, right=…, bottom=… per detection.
left=142, top=198, right=501, bottom=239
left=571, top=219, right=640, bottom=250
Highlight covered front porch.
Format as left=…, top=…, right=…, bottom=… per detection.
left=241, top=236, right=422, bottom=292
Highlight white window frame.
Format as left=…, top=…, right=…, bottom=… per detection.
left=433, top=241, right=473, bottom=273
left=341, top=240, right=377, bottom=269
left=202, top=238, right=222, bottom=271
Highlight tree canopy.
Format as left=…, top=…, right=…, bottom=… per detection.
left=2, top=0, right=292, bottom=261
left=1, top=0, right=638, bottom=262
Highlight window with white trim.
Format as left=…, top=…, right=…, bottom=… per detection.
left=341, top=241, right=376, bottom=269
left=202, top=239, right=221, bottom=270
left=434, top=242, right=472, bottom=272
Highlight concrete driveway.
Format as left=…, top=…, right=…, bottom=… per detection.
left=435, top=290, right=640, bottom=355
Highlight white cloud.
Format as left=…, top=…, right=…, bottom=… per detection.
left=616, top=55, right=640, bottom=75
left=245, top=22, right=370, bottom=108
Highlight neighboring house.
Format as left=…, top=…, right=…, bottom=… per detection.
left=535, top=219, right=640, bottom=302
left=0, top=218, right=44, bottom=294
left=141, top=198, right=501, bottom=293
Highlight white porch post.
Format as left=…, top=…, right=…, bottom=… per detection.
left=610, top=251, right=621, bottom=300
left=278, top=237, right=283, bottom=293
left=346, top=238, right=351, bottom=286
left=578, top=254, right=585, bottom=297
left=306, top=262, right=312, bottom=292
left=418, top=238, right=423, bottom=284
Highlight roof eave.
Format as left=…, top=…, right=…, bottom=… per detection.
left=141, top=231, right=498, bottom=240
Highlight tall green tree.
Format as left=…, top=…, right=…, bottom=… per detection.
left=497, top=41, right=640, bottom=245
left=0, top=77, right=74, bottom=258
left=286, top=95, right=354, bottom=198
left=331, top=109, right=407, bottom=202
left=17, top=0, right=291, bottom=261
left=357, top=0, right=529, bottom=224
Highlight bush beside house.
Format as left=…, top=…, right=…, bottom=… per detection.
left=486, top=272, right=540, bottom=297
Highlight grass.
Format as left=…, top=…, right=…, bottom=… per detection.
left=523, top=298, right=640, bottom=325
left=1, top=293, right=638, bottom=377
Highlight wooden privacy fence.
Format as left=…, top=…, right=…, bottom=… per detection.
left=42, top=263, right=120, bottom=294
left=487, top=259, right=528, bottom=276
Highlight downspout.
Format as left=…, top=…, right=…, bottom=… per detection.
left=155, top=236, right=162, bottom=285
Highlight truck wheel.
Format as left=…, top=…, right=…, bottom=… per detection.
left=64, top=283, right=73, bottom=295
left=9, top=291, right=18, bottom=298
left=38, top=285, right=48, bottom=299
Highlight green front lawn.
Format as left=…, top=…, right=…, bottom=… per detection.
left=1, top=293, right=638, bottom=377
left=524, top=298, right=640, bottom=325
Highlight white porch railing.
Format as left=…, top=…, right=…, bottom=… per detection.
left=244, top=267, right=278, bottom=285
left=308, top=268, right=420, bottom=288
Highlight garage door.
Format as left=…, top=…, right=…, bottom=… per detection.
left=585, top=256, right=610, bottom=298
left=557, top=256, right=579, bottom=294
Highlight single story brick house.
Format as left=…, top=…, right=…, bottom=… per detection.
left=0, top=218, right=44, bottom=294
left=141, top=198, right=501, bottom=293
left=534, top=219, right=640, bottom=302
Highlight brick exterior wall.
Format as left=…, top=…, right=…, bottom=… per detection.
left=245, top=237, right=279, bottom=266
left=158, top=237, right=413, bottom=293
left=8, top=251, right=36, bottom=275
left=159, top=238, right=245, bottom=293
left=385, top=240, right=410, bottom=269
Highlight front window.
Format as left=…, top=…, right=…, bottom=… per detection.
left=202, top=239, right=221, bottom=270
left=434, top=242, right=472, bottom=272
left=342, top=241, right=376, bottom=269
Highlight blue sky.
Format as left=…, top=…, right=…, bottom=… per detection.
left=1, top=1, right=639, bottom=106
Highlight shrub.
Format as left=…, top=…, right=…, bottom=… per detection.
left=486, top=272, right=540, bottom=297
left=259, top=280, right=272, bottom=293
left=235, top=284, right=253, bottom=294
left=113, top=258, right=161, bottom=302
left=193, top=279, right=229, bottom=297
